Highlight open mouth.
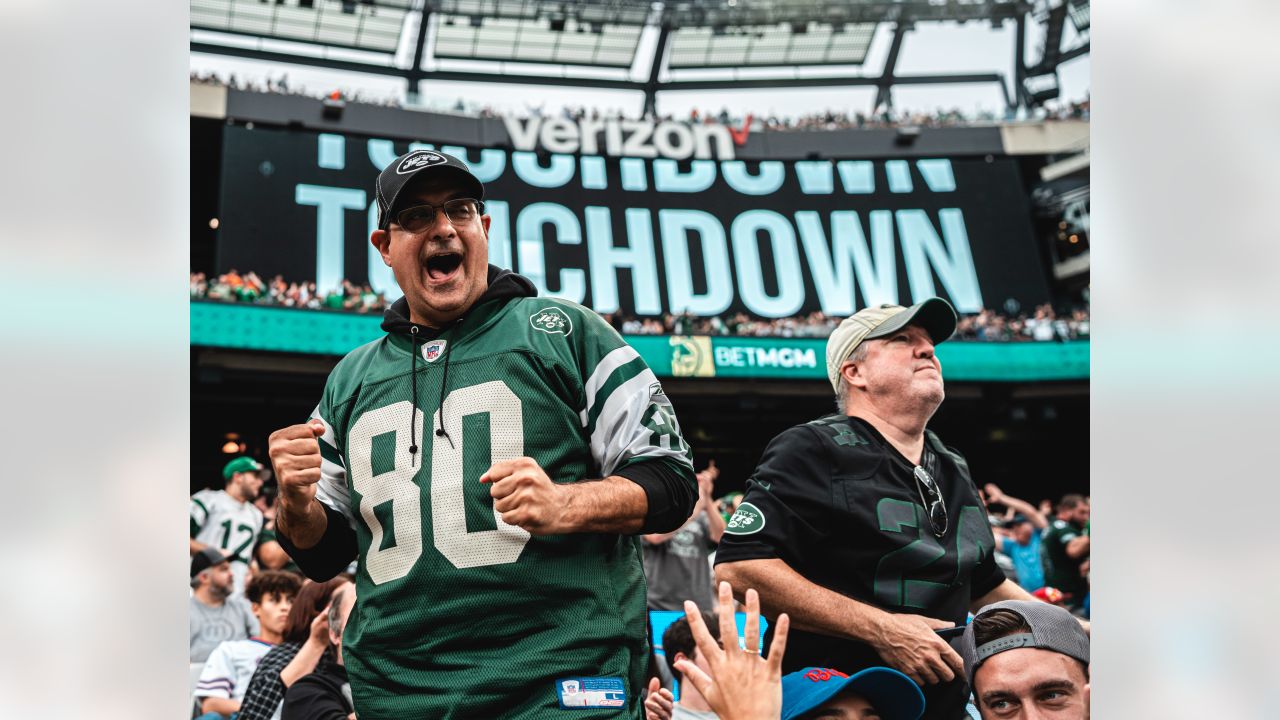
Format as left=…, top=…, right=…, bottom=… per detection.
left=425, top=252, right=463, bottom=282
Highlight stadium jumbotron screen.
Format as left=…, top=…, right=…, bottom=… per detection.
left=217, top=125, right=1050, bottom=320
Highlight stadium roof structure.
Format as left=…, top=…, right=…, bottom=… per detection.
left=191, top=0, right=1089, bottom=113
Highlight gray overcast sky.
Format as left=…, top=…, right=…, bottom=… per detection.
left=190, top=17, right=1088, bottom=120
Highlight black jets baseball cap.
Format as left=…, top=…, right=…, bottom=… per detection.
left=375, top=149, right=486, bottom=230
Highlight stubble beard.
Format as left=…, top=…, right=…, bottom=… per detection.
left=210, top=581, right=232, bottom=602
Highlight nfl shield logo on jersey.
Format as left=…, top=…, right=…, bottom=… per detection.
left=422, top=339, right=447, bottom=362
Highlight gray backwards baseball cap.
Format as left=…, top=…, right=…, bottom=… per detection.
left=825, top=298, right=958, bottom=391
left=190, top=548, right=234, bottom=578
left=375, top=149, right=485, bottom=230
left=959, top=600, right=1090, bottom=689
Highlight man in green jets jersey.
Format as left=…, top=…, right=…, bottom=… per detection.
left=267, top=149, right=698, bottom=720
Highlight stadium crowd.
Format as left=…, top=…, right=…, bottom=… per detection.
left=190, top=70, right=403, bottom=108
left=189, top=71, right=1088, bottom=131
left=190, top=270, right=387, bottom=314
left=192, top=271, right=1089, bottom=341
left=191, top=454, right=1088, bottom=719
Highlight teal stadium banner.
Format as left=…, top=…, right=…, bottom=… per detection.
left=192, top=302, right=1088, bottom=382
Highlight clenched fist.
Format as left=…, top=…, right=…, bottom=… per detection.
left=480, top=457, right=571, bottom=535
left=268, top=420, right=326, bottom=511
left=869, top=612, right=965, bottom=686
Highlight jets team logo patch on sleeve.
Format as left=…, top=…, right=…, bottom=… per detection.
left=530, top=307, right=573, bottom=336
left=555, top=677, right=626, bottom=709
left=725, top=502, right=766, bottom=535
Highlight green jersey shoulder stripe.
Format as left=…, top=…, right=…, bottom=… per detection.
left=583, top=354, right=651, bottom=434
left=587, top=363, right=690, bottom=476
left=579, top=345, right=641, bottom=426
left=309, top=406, right=354, bottom=529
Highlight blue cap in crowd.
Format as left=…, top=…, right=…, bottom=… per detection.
left=781, top=667, right=924, bottom=720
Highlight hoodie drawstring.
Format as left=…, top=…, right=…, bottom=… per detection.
left=407, top=324, right=456, bottom=464
left=408, top=325, right=421, bottom=465
left=435, top=341, right=455, bottom=449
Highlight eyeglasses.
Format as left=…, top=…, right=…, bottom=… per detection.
left=393, top=198, right=483, bottom=233
left=913, top=465, right=948, bottom=537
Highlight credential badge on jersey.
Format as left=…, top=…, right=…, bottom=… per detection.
left=555, top=677, right=626, bottom=709
left=396, top=150, right=447, bottom=174
left=422, top=339, right=447, bottom=363
left=529, top=307, right=573, bottom=336
left=725, top=502, right=766, bottom=535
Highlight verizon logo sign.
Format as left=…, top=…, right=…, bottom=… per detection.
left=502, top=116, right=751, bottom=160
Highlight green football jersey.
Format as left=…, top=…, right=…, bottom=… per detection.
left=309, top=293, right=693, bottom=719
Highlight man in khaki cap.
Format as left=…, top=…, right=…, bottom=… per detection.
left=716, top=299, right=1038, bottom=720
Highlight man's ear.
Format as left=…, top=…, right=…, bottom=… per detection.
left=371, top=229, right=392, bottom=267
left=842, top=359, right=867, bottom=391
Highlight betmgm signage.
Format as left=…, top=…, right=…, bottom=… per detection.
left=216, top=126, right=1049, bottom=318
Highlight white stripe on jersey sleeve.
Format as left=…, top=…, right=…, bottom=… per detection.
left=310, top=406, right=356, bottom=529
left=580, top=345, right=641, bottom=426
left=588, top=367, right=690, bottom=477
left=190, top=490, right=211, bottom=527
left=194, top=644, right=234, bottom=699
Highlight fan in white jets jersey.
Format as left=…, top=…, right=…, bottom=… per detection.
left=192, top=456, right=269, bottom=596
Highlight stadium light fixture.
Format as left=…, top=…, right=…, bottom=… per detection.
left=895, top=126, right=921, bottom=146
left=221, top=433, right=243, bottom=454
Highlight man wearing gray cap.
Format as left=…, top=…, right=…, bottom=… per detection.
left=716, top=300, right=1038, bottom=719
left=959, top=600, right=1089, bottom=719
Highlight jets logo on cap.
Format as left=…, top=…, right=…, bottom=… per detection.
left=397, top=150, right=447, bottom=175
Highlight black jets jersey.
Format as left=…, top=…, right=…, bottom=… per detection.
left=715, top=414, right=1004, bottom=720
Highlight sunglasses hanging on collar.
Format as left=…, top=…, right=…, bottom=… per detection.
left=913, top=450, right=949, bottom=537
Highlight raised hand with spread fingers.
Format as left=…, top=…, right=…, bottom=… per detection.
left=672, top=581, right=791, bottom=720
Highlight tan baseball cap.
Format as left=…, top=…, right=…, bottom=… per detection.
left=825, top=298, right=958, bottom=391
